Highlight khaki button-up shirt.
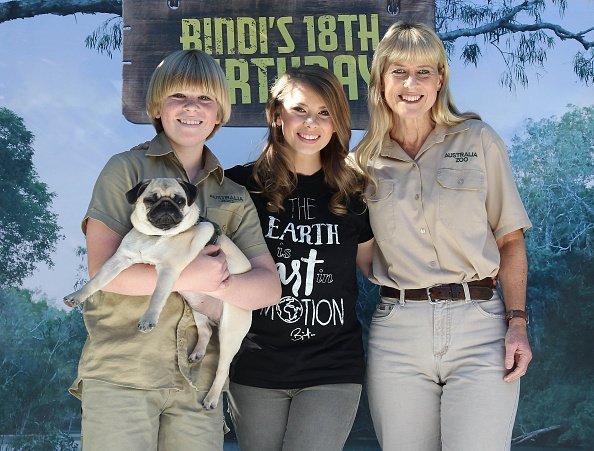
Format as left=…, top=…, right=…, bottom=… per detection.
left=366, top=120, right=531, bottom=290
left=70, top=133, right=269, bottom=398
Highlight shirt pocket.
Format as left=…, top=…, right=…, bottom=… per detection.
left=366, top=179, right=397, bottom=242
left=204, top=206, right=242, bottom=237
left=437, top=168, right=486, bottom=226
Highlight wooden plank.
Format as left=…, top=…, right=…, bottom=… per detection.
left=122, top=0, right=435, bottom=129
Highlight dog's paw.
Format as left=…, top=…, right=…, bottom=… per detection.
left=63, top=293, right=84, bottom=307
left=188, top=351, right=205, bottom=364
left=202, top=394, right=219, bottom=410
left=137, top=318, right=157, bottom=333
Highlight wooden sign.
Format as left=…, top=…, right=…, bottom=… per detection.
left=122, top=0, right=434, bottom=129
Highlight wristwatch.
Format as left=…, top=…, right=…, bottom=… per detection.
left=506, top=309, right=529, bottom=324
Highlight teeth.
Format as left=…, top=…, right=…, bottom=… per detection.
left=402, top=95, right=421, bottom=102
left=299, top=133, right=319, bottom=140
left=179, top=119, right=201, bottom=125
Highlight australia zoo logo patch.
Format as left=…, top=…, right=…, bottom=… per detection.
left=444, top=152, right=478, bottom=163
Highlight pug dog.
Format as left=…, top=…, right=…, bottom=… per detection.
left=64, top=178, right=252, bottom=409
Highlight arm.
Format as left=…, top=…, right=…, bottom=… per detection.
left=191, top=253, right=281, bottom=311
left=497, top=229, right=532, bottom=383
left=356, top=238, right=375, bottom=278
left=86, top=218, right=233, bottom=295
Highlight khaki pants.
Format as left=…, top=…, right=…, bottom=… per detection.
left=80, top=379, right=225, bottom=451
left=366, top=293, right=520, bottom=451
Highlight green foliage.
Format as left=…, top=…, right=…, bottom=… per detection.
left=10, top=431, right=78, bottom=451
left=574, top=49, right=594, bottom=84
left=510, top=104, right=594, bottom=447
left=356, top=269, right=379, bottom=333
left=515, top=252, right=594, bottom=446
left=509, top=105, right=594, bottom=260
left=0, top=107, right=62, bottom=288
left=84, top=16, right=122, bottom=58
left=0, top=288, right=86, bottom=435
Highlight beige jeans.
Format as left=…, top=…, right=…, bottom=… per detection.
left=80, top=378, right=225, bottom=451
left=366, top=293, right=520, bottom=451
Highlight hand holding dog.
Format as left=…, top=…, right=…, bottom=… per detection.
left=186, top=244, right=231, bottom=292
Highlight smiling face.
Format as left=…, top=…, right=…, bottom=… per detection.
left=383, top=61, right=443, bottom=124
left=275, top=81, right=335, bottom=174
left=155, top=89, right=221, bottom=155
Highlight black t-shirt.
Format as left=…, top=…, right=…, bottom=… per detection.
left=225, top=163, right=373, bottom=388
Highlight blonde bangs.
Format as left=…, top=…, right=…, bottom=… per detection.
left=146, top=50, right=231, bottom=131
left=379, top=25, right=445, bottom=74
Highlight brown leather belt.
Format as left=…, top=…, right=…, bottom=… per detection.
left=380, top=278, right=496, bottom=301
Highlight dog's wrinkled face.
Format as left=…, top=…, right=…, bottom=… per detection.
left=127, top=178, right=199, bottom=236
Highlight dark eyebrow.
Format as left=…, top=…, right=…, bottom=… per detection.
left=291, top=102, right=329, bottom=110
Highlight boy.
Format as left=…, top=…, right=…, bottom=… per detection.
left=69, top=50, right=281, bottom=450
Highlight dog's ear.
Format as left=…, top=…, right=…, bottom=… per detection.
left=125, top=180, right=151, bottom=204
left=179, top=180, right=198, bottom=206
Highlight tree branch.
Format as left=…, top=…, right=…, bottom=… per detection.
left=0, top=0, right=122, bottom=24
left=512, top=425, right=562, bottom=445
left=441, top=20, right=594, bottom=50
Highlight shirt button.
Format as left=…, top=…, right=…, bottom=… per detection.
left=420, top=228, right=426, bottom=234
left=414, top=194, right=420, bottom=200
left=458, top=178, right=464, bottom=185
left=429, top=261, right=437, bottom=267
left=412, top=163, right=417, bottom=168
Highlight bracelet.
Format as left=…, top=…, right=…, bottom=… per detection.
left=506, top=309, right=529, bottom=325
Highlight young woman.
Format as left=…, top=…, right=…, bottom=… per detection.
left=355, top=22, right=532, bottom=451
left=225, top=65, right=374, bottom=451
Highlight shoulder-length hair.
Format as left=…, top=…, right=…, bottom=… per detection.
left=253, top=65, right=365, bottom=215
left=355, top=21, right=480, bottom=187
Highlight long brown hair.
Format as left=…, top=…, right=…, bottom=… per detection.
left=253, top=65, right=365, bottom=215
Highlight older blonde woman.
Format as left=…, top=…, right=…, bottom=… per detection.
left=356, top=22, right=532, bottom=451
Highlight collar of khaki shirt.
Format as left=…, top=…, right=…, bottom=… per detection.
left=147, top=132, right=225, bottom=185
left=380, top=122, right=471, bottom=161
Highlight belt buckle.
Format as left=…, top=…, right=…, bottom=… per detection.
left=428, top=287, right=447, bottom=304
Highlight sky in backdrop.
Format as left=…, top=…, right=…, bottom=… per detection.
left=0, top=1, right=592, bottom=306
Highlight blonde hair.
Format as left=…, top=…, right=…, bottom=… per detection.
left=253, top=65, right=365, bottom=215
left=146, top=50, right=231, bottom=138
left=355, top=22, right=480, bottom=186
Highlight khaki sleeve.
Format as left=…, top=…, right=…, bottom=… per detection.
left=82, top=154, right=137, bottom=237
left=482, top=124, right=532, bottom=240
left=230, top=187, right=270, bottom=260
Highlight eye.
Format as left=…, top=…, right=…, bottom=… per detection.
left=171, top=93, right=185, bottom=99
left=319, top=110, right=330, bottom=117
left=173, top=195, right=186, bottom=206
left=199, top=95, right=213, bottom=101
left=293, top=106, right=306, bottom=113
left=144, top=194, right=159, bottom=206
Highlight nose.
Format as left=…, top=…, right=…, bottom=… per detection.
left=403, top=74, right=417, bottom=88
left=183, top=98, right=200, bottom=110
left=304, top=114, right=318, bottom=128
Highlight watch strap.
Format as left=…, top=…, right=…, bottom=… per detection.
left=506, top=309, right=529, bottom=325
